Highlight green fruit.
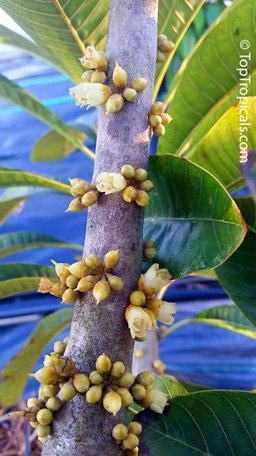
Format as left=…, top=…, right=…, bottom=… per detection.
left=36, top=408, right=53, bottom=425
left=46, top=397, right=62, bottom=412
left=86, top=386, right=102, bottom=403
left=136, top=371, right=155, bottom=387
left=95, top=353, right=112, bottom=373
left=112, top=423, right=128, bottom=441
left=73, top=373, right=90, bottom=393
left=36, top=424, right=51, bottom=438
left=89, top=371, right=104, bottom=385
left=128, top=421, right=142, bottom=436
left=131, top=384, right=146, bottom=401
left=58, top=382, right=77, bottom=401
left=122, top=434, right=139, bottom=450
left=33, top=367, right=59, bottom=385
left=53, top=341, right=66, bottom=355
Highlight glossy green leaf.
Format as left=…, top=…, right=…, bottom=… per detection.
left=159, top=0, right=256, bottom=156
left=0, top=0, right=110, bottom=83
left=184, top=97, right=256, bottom=192
left=0, top=168, right=70, bottom=194
left=153, top=375, right=211, bottom=400
left=0, top=75, right=94, bottom=159
left=0, top=308, right=73, bottom=406
left=138, top=390, right=256, bottom=456
left=145, top=155, right=246, bottom=278
left=216, top=197, right=256, bottom=326
left=0, top=231, right=83, bottom=259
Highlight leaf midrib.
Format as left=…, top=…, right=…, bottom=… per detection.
left=144, top=217, right=243, bottom=227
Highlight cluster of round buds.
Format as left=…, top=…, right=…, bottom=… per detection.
left=125, top=264, right=175, bottom=340
left=105, top=61, right=147, bottom=114
left=66, top=178, right=99, bottom=212
left=112, top=421, right=142, bottom=454
left=157, top=34, right=175, bottom=63
left=148, top=101, right=172, bottom=136
left=38, top=250, right=123, bottom=305
left=143, top=240, right=157, bottom=261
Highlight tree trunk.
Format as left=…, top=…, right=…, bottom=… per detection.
left=43, top=1, right=158, bottom=455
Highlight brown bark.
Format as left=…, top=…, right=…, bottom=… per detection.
left=43, top=1, right=158, bottom=455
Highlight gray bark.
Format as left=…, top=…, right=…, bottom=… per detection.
left=43, top=1, right=158, bottom=455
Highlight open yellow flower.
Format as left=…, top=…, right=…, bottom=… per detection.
left=158, top=301, right=176, bottom=325
left=125, top=305, right=152, bottom=339
left=69, top=83, right=112, bottom=107
left=96, top=172, right=127, bottom=194
left=143, top=263, right=172, bottom=292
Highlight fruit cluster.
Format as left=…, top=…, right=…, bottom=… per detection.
left=38, top=250, right=123, bottom=305
left=143, top=240, right=157, bottom=261
left=112, top=421, right=142, bottom=455
left=148, top=101, right=172, bottom=136
left=66, top=178, right=99, bottom=213
left=119, top=164, right=154, bottom=207
left=157, top=34, right=175, bottom=63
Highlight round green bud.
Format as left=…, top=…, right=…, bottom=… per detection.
left=117, top=388, right=133, bottom=407
left=106, top=274, right=124, bottom=291
left=153, top=124, right=166, bottom=136
left=61, top=288, right=79, bottom=305
left=106, top=93, right=124, bottom=114
left=139, top=387, right=154, bottom=407
left=96, top=353, right=112, bottom=373
left=40, top=384, right=59, bottom=398
left=33, top=367, right=59, bottom=385
left=148, top=114, right=162, bottom=128
left=112, top=423, right=128, bottom=441
left=53, top=341, right=66, bottom=355
left=27, top=398, right=44, bottom=409
left=136, top=371, right=155, bottom=387
left=103, top=391, right=122, bottom=416
left=123, top=434, right=139, bottom=450
left=111, top=361, right=125, bottom=378
left=121, top=164, right=136, bottom=180
left=58, top=382, right=77, bottom=401
left=128, top=421, right=142, bottom=436
left=36, top=424, right=51, bottom=438
left=130, top=290, right=146, bottom=307
left=158, top=39, right=175, bottom=53
left=66, top=274, right=79, bottom=289
left=135, top=190, right=150, bottom=207
left=122, top=186, right=137, bottom=203
left=81, top=191, right=99, bottom=207
left=131, top=384, right=146, bottom=401
left=69, top=261, right=90, bottom=279
left=93, top=280, right=111, bottom=304
left=139, top=180, right=154, bottom=193
left=70, top=180, right=93, bottom=197
left=112, top=61, right=127, bottom=89
left=36, top=408, right=53, bottom=426
left=76, top=277, right=94, bottom=292
left=89, top=370, right=104, bottom=385
left=86, top=385, right=102, bottom=403
left=66, top=198, right=84, bottom=212
left=52, top=356, right=77, bottom=377
left=134, top=168, right=148, bottom=182
left=161, top=112, right=172, bottom=126
left=91, top=70, right=107, bottom=83
left=50, top=282, right=67, bottom=298
left=144, top=240, right=155, bottom=248
left=150, top=101, right=164, bottom=115
left=73, top=373, right=90, bottom=393
left=157, top=49, right=166, bottom=63
left=116, top=372, right=135, bottom=389
left=144, top=246, right=157, bottom=260
left=81, top=70, right=94, bottom=82
left=51, top=261, right=70, bottom=280
left=130, top=78, right=148, bottom=93
left=123, top=88, right=137, bottom=103
left=104, top=249, right=120, bottom=269
left=45, top=397, right=62, bottom=412
left=85, top=254, right=102, bottom=269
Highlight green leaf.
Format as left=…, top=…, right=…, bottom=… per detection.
left=0, top=197, right=27, bottom=225
left=0, top=231, right=83, bottom=259
left=183, top=97, right=256, bottom=192
left=138, top=390, right=256, bottom=456
left=0, top=0, right=109, bottom=83
left=159, top=0, right=256, bottom=157
left=0, top=168, right=70, bottom=194
left=0, top=75, right=94, bottom=160
left=216, top=197, right=256, bottom=326
left=0, top=308, right=73, bottom=406
left=154, top=0, right=205, bottom=98
left=153, top=375, right=211, bottom=400
left=145, top=155, right=246, bottom=278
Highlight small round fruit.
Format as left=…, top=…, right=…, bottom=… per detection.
left=89, top=371, right=104, bottom=385
left=96, top=353, right=112, bottom=373
left=53, top=341, right=66, bottom=355
left=58, top=382, right=77, bottom=401
left=121, top=164, right=135, bottom=179
left=134, top=168, right=148, bottom=182
left=33, top=367, right=59, bottom=385
left=131, top=384, right=146, bottom=401
left=123, top=88, right=137, bottom=102
left=128, top=421, right=142, bottom=436
left=150, top=101, right=164, bottom=115
left=36, top=409, right=53, bottom=426
left=36, top=424, right=51, bottom=438
left=103, top=392, right=122, bottom=416
left=153, top=124, right=166, bottom=136
left=112, top=423, right=128, bottom=441
left=136, top=371, right=155, bottom=387
left=61, top=288, right=79, bottom=305
left=73, top=373, right=90, bottom=393
left=117, top=372, right=135, bottom=389
left=111, top=361, right=125, bottom=378
left=40, top=384, right=59, bottom=398
left=130, top=290, right=145, bottom=307
left=122, top=434, right=139, bottom=450
left=45, top=397, right=62, bottom=412
left=86, top=386, right=102, bottom=404
left=117, top=388, right=133, bottom=407
left=27, top=398, right=44, bottom=408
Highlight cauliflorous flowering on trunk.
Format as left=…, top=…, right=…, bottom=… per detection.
left=96, top=172, right=127, bottom=194
left=157, top=301, right=176, bottom=325
left=142, top=263, right=172, bottom=292
left=69, top=83, right=112, bottom=107
left=125, top=305, right=153, bottom=339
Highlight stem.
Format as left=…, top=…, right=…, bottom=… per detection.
left=43, top=1, right=158, bottom=455
left=159, top=318, right=193, bottom=339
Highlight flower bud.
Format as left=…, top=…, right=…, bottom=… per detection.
left=36, top=408, right=53, bottom=426
left=69, top=261, right=90, bottom=278
left=157, top=50, right=166, bottom=63
left=96, top=353, right=112, bottom=373
left=32, top=367, right=59, bottom=385
left=93, top=280, right=111, bottom=304
left=61, top=288, right=79, bottom=304
left=86, top=385, right=102, bottom=403
left=76, top=277, right=94, bottom=292
left=81, top=190, right=99, bottom=207
left=150, top=101, right=164, bottom=115
left=53, top=341, right=66, bottom=355
left=117, top=388, right=133, bottom=407
left=73, top=373, right=90, bottom=393
left=131, top=384, right=146, bottom=401
left=123, top=434, right=139, bottom=450
left=106, top=94, right=124, bottom=114
left=147, top=298, right=162, bottom=317
left=157, top=33, right=168, bottom=43
left=124, top=448, right=139, bottom=456
left=122, top=186, right=137, bottom=203
left=51, top=260, right=70, bottom=282
left=112, top=61, right=127, bottom=89
left=134, top=168, right=148, bottom=182
left=150, top=390, right=168, bottom=414
left=58, top=382, right=77, bottom=401
left=45, top=397, right=62, bottom=412
left=131, top=78, right=148, bottom=92
left=111, top=361, right=125, bottom=378
left=135, top=190, right=150, bottom=207
left=106, top=274, right=124, bottom=291
left=66, top=198, right=84, bottom=212
left=139, top=386, right=154, bottom=407
left=112, top=423, right=128, bottom=441
left=40, top=384, right=59, bottom=398
left=70, top=179, right=93, bottom=197
left=128, top=422, right=142, bottom=436
left=161, top=112, right=172, bottom=126
left=81, top=70, right=94, bottom=82
left=66, top=274, right=79, bottom=289
left=37, top=277, right=55, bottom=294
left=96, top=172, right=127, bottom=194
left=27, top=398, right=44, bottom=409
left=80, top=46, right=107, bottom=71
left=103, top=391, right=122, bottom=415
left=91, top=70, right=107, bottom=84
left=136, top=371, right=155, bottom=387
left=139, top=180, right=154, bottom=193
left=149, top=114, right=162, bottom=128
left=153, top=124, right=166, bottom=136
left=89, top=371, right=104, bottom=385
left=121, top=164, right=135, bottom=179
left=143, top=246, right=157, bottom=261
left=50, top=282, right=67, bottom=298
left=51, top=355, right=77, bottom=377
left=123, top=88, right=137, bottom=102
left=104, top=249, right=120, bottom=269
left=158, top=39, right=175, bottom=53
left=130, top=290, right=146, bottom=307
left=36, top=424, right=51, bottom=438
left=70, top=83, right=111, bottom=107
left=116, top=372, right=135, bottom=389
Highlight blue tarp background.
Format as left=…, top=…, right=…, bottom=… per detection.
left=0, top=48, right=255, bottom=398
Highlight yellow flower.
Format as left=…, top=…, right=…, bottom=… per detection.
left=80, top=46, right=107, bottom=71
left=125, top=305, right=152, bottom=339
left=158, top=301, right=176, bottom=325
left=143, top=263, right=172, bottom=292
left=69, top=83, right=112, bottom=107
left=96, top=172, right=127, bottom=194
left=150, top=390, right=168, bottom=414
